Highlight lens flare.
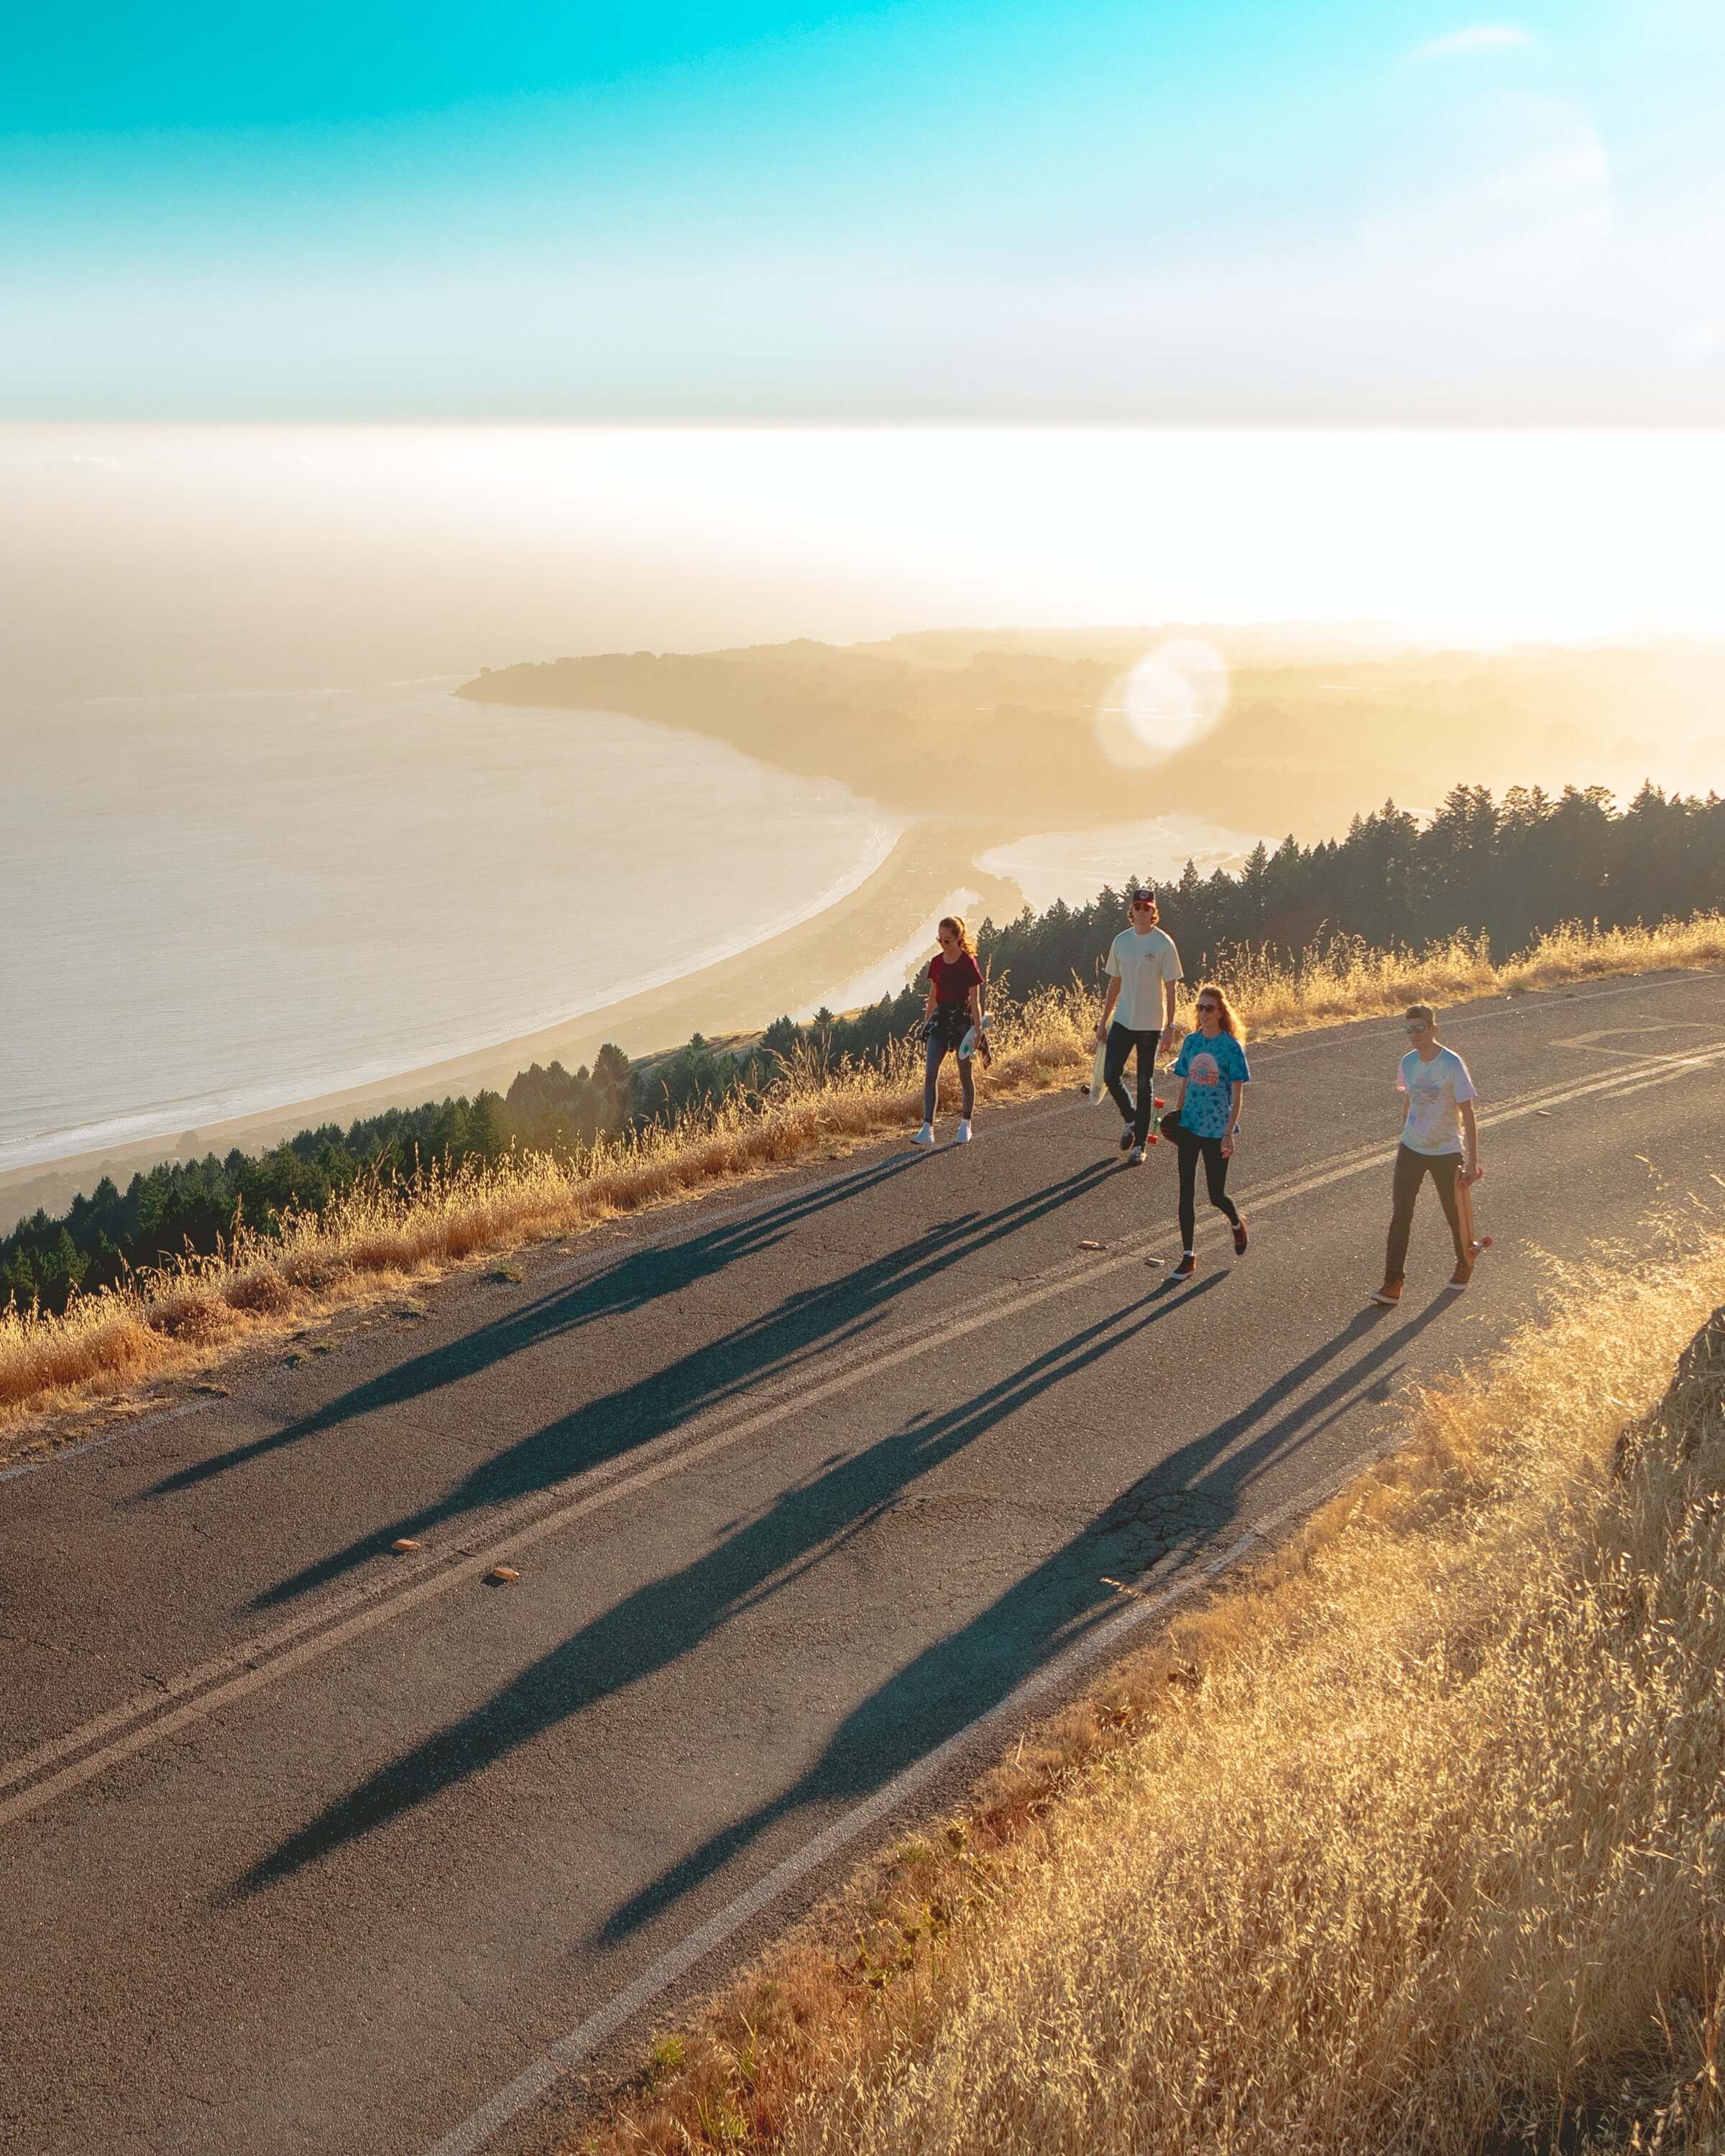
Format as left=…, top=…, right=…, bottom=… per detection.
left=1096, top=637, right=1229, bottom=768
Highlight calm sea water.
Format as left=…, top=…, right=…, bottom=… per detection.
left=0, top=686, right=899, bottom=1173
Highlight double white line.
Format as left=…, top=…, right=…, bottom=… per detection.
left=4, top=1033, right=1721, bottom=1838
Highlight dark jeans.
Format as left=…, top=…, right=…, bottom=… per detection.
left=1103, top=1023, right=1162, bottom=1145
left=1175, top=1127, right=1240, bottom=1249
left=1383, top=1143, right=1466, bottom=1282
left=923, top=1034, right=975, bottom=1123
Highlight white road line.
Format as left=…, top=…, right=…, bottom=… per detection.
left=418, top=1439, right=1414, bottom=2156
left=5, top=1036, right=1721, bottom=1828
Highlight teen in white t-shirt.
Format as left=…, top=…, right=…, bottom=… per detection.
left=1094, top=889, right=1182, bottom=1161
left=1368, top=1005, right=1484, bottom=1303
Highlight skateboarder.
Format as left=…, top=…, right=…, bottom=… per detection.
left=1095, top=887, right=1182, bottom=1164
left=1162, top=984, right=1251, bottom=1280
left=1368, top=1004, right=1483, bottom=1304
left=911, top=916, right=984, bottom=1146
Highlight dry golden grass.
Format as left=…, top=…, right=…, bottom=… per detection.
left=0, top=998, right=1086, bottom=1442
left=567, top=1219, right=1725, bottom=2156
left=4, top=913, right=1721, bottom=1444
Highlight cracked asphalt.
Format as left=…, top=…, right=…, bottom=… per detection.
left=1, top=970, right=1722, bottom=2156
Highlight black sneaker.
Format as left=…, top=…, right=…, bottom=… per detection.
left=1171, top=1253, right=1197, bottom=1280
left=1119, top=1125, right=1135, bottom=1153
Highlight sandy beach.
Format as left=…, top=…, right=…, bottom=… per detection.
left=1, top=819, right=1027, bottom=1221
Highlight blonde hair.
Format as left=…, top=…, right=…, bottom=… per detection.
left=1197, top=982, right=1246, bottom=1042
left=937, top=914, right=977, bottom=959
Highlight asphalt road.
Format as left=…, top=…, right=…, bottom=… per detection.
left=3, top=970, right=1723, bottom=2156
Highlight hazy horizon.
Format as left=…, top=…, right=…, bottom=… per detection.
left=6, top=423, right=1724, bottom=708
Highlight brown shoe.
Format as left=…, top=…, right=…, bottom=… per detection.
left=1367, top=1279, right=1402, bottom=1306
left=1446, top=1257, right=1474, bottom=1291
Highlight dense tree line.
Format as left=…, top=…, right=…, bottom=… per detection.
left=6, top=778, right=1718, bottom=1317
left=978, top=780, right=1725, bottom=997
left=0, top=1067, right=630, bottom=1315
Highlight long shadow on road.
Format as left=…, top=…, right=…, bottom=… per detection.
left=242, top=1157, right=1116, bottom=1611
left=234, top=1284, right=1450, bottom=1909
left=234, top=1275, right=1213, bottom=1899
left=144, top=1152, right=929, bottom=1506
left=594, top=1291, right=1450, bottom=1943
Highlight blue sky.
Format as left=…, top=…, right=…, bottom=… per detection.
left=3, top=0, right=1721, bottom=418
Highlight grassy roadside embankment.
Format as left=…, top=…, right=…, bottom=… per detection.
left=2, top=913, right=1721, bottom=1447
left=564, top=1214, right=1725, bottom=2156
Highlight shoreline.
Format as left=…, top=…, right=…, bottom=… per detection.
left=1, top=819, right=1026, bottom=1222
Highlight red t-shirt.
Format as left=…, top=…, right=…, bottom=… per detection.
left=930, top=952, right=983, bottom=1006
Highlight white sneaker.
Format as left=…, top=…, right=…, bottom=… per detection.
left=911, top=1123, right=936, bottom=1147
left=954, top=1120, right=972, bottom=1144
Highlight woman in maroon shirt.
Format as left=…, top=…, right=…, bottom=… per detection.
left=912, top=915, right=984, bottom=1146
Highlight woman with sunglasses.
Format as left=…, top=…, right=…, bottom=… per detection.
left=1162, top=983, right=1251, bottom=1279
left=1096, top=886, right=1182, bottom=1164
left=911, top=914, right=984, bottom=1146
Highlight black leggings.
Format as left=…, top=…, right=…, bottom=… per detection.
left=1384, top=1144, right=1465, bottom=1281
left=1175, top=1128, right=1240, bottom=1249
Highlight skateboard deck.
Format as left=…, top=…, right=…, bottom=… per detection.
left=1457, top=1170, right=1493, bottom=1257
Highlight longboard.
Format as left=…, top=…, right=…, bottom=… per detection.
left=1457, top=1169, right=1494, bottom=1258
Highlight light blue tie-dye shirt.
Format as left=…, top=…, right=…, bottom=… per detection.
left=1172, top=1030, right=1250, bottom=1140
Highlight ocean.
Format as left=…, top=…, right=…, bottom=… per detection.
left=0, top=685, right=899, bottom=1174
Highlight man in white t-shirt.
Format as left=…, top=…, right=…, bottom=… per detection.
left=1095, top=888, right=1182, bottom=1164
left=1368, top=1003, right=1484, bottom=1303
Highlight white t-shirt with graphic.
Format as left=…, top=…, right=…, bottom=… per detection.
left=1397, top=1045, right=1478, bottom=1156
left=1105, top=926, right=1182, bottom=1032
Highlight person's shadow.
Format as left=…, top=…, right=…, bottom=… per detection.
left=232, top=1284, right=1458, bottom=1909
left=592, top=1293, right=1450, bottom=1943
left=142, top=1152, right=929, bottom=1505
left=239, top=1157, right=1118, bottom=1612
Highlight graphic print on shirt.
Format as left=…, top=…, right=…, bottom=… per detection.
left=1397, top=1046, right=1478, bottom=1156
left=1172, top=1030, right=1250, bottom=1140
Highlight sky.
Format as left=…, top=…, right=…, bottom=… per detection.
left=4, top=0, right=1724, bottom=420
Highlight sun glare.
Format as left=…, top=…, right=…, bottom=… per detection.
left=1098, top=637, right=1231, bottom=768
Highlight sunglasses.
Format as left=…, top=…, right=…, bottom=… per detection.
left=1197, top=1001, right=1220, bottom=1013
left=1131, top=898, right=1156, bottom=911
